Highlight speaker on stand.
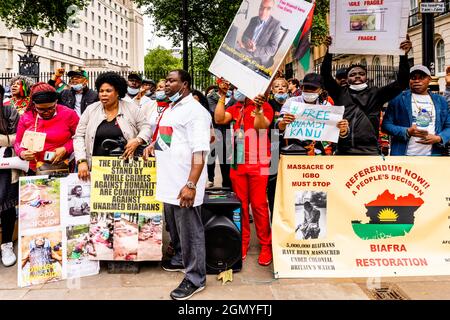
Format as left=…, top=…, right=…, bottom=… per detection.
left=202, top=188, right=242, bottom=274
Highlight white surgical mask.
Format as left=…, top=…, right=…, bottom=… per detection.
left=349, top=83, right=368, bottom=91
left=234, top=89, right=246, bottom=102
left=127, top=87, right=139, bottom=95
left=302, top=92, right=319, bottom=103
left=168, top=87, right=185, bottom=103
left=155, top=91, right=166, bottom=101
left=70, top=83, right=83, bottom=91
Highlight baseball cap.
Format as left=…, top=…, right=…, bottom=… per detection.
left=142, top=78, right=156, bottom=85
left=410, top=65, right=431, bottom=77
left=67, top=69, right=89, bottom=79
left=302, top=73, right=323, bottom=88
left=128, top=72, right=142, bottom=82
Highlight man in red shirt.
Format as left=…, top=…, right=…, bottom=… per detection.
left=214, top=85, right=273, bottom=266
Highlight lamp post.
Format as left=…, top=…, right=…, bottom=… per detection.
left=182, top=0, right=189, bottom=71
left=18, top=27, right=40, bottom=80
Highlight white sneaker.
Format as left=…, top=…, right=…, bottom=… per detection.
left=1, top=242, right=17, bottom=267
left=206, top=181, right=214, bottom=188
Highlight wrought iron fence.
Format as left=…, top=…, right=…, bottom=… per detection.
left=314, top=64, right=399, bottom=88
left=0, top=70, right=217, bottom=94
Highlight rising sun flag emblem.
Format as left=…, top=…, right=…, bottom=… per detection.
left=351, top=190, right=424, bottom=240
left=378, top=208, right=399, bottom=222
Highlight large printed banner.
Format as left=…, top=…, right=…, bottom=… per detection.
left=209, top=0, right=313, bottom=99
left=283, top=103, right=345, bottom=143
left=90, top=157, right=163, bottom=261
left=329, top=0, right=410, bottom=55
left=18, top=174, right=99, bottom=287
left=273, top=156, right=450, bottom=278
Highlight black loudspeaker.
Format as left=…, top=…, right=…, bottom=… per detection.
left=202, top=188, right=242, bottom=274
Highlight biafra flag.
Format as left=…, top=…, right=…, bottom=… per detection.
left=364, top=190, right=424, bottom=224
left=155, top=126, right=173, bottom=151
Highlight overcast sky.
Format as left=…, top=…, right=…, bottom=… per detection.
left=143, top=14, right=175, bottom=52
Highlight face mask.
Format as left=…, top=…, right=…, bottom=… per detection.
left=145, top=90, right=152, bottom=97
left=274, top=93, right=288, bottom=102
left=226, top=90, right=232, bottom=98
left=234, top=90, right=246, bottom=102
left=302, top=92, right=319, bottom=103
left=349, top=83, right=368, bottom=91
left=71, top=83, right=83, bottom=91
left=168, top=87, right=185, bottom=103
left=155, top=91, right=166, bottom=101
left=127, top=87, right=139, bottom=95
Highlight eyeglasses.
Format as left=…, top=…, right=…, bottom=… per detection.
left=35, top=104, right=56, bottom=113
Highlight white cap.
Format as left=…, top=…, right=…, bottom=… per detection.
left=410, top=65, right=431, bottom=76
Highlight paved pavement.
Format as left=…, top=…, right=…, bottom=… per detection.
left=2, top=224, right=450, bottom=300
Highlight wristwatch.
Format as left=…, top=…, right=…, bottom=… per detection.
left=77, top=159, right=87, bottom=166
left=186, top=181, right=197, bottom=190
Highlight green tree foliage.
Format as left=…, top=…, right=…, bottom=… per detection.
left=311, top=0, right=329, bottom=46
left=0, top=0, right=90, bottom=35
left=144, top=46, right=182, bottom=74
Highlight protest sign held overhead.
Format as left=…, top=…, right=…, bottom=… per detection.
left=209, top=0, right=313, bottom=99
left=329, top=0, right=410, bottom=55
left=283, top=103, right=345, bottom=143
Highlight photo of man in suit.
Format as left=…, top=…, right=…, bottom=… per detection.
left=238, top=0, right=282, bottom=68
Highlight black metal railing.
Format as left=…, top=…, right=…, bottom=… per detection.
left=314, top=64, right=399, bottom=88
left=0, top=70, right=217, bottom=94
left=409, top=0, right=450, bottom=28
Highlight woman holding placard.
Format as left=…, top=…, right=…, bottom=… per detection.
left=14, top=83, right=79, bottom=173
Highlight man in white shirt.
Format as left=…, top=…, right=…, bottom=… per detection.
left=143, top=69, right=211, bottom=300
left=382, top=65, right=450, bottom=155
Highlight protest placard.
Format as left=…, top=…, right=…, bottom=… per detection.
left=329, top=0, right=410, bottom=55
left=209, top=0, right=313, bottom=99
left=273, top=156, right=450, bottom=278
left=18, top=175, right=99, bottom=287
left=283, top=102, right=345, bottom=143
left=89, top=157, right=163, bottom=261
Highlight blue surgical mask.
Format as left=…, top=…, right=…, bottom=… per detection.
left=71, top=83, right=83, bottom=91
left=226, top=90, right=232, bottom=98
left=274, top=93, right=288, bottom=102
left=234, top=89, right=246, bottom=102
left=127, top=87, right=139, bottom=95
left=168, top=87, right=185, bottom=103
left=155, top=91, right=166, bottom=101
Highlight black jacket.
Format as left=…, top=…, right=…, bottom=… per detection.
left=320, top=52, right=410, bottom=155
left=59, top=86, right=99, bottom=115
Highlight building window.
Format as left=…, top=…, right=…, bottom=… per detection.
left=77, top=49, right=81, bottom=57
left=98, top=16, right=101, bottom=24
left=372, top=56, right=381, bottom=66
left=104, top=45, right=107, bottom=54
left=121, top=29, right=123, bottom=36
left=116, top=37, right=118, bottom=45
left=121, top=17, right=123, bottom=25
left=125, top=21, right=128, bottom=27
left=387, top=55, right=394, bottom=67
left=92, top=40, right=95, bottom=49
left=104, top=32, right=107, bottom=41
left=110, top=47, right=113, bottom=55
left=116, top=26, right=118, bottom=33
left=121, top=51, right=123, bottom=59
left=126, top=53, right=128, bottom=60
left=91, top=12, right=94, bottom=21
left=85, top=52, right=88, bottom=59
left=436, top=39, right=445, bottom=74
left=84, top=37, right=88, bottom=46
left=40, top=38, right=44, bottom=46
left=69, top=31, right=73, bottom=41
left=116, top=49, right=118, bottom=57
left=125, top=31, right=128, bottom=38
left=121, top=40, right=123, bottom=47
left=110, top=22, right=113, bottom=31
left=84, top=22, right=88, bottom=32
left=77, top=34, right=81, bottom=44
left=125, top=42, right=128, bottom=49
left=110, top=35, right=113, bottom=42
left=104, top=19, right=107, bottom=28
left=110, top=11, right=113, bottom=19
left=98, top=3, right=101, bottom=11
left=92, top=26, right=95, bottom=35
left=84, top=8, right=88, bottom=17
left=104, top=7, right=107, bottom=15
left=360, top=58, right=367, bottom=66
left=98, top=29, right=101, bottom=38
left=98, top=43, right=101, bottom=51
left=60, top=44, right=64, bottom=52
left=50, top=40, right=55, bottom=50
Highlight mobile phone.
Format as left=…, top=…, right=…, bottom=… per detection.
left=44, top=151, right=55, bottom=161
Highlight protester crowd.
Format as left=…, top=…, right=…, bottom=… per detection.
left=1, top=30, right=450, bottom=300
